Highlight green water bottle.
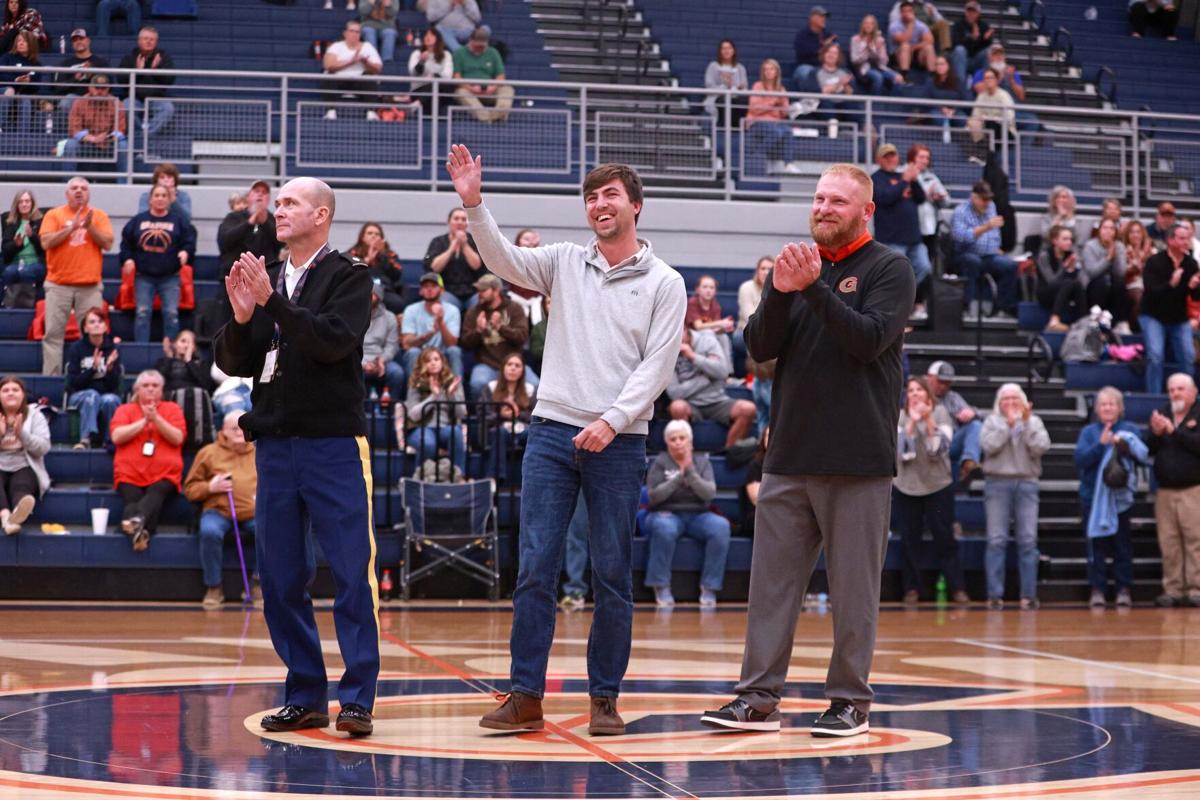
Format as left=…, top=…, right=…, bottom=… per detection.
left=936, top=574, right=948, bottom=605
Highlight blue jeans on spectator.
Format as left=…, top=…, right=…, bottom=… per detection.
left=198, top=509, right=257, bottom=588
left=642, top=510, right=731, bottom=593
left=956, top=251, right=1019, bottom=313
left=0, top=261, right=45, bottom=299
left=484, top=423, right=527, bottom=483
left=562, top=490, right=589, bottom=598
left=134, top=272, right=180, bottom=343
left=984, top=478, right=1040, bottom=600
left=62, top=135, right=129, bottom=179
left=96, top=0, right=141, bottom=36
left=792, top=64, right=819, bottom=91
left=752, top=376, right=772, bottom=436
left=1138, top=314, right=1195, bottom=394
left=469, top=362, right=540, bottom=401
left=884, top=241, right=932, bottom=289
left=950, top=46, right=988, bottom=88
left=746, top=121, right=795, bottom=166
left=364, top=360, right=405, bottom=401
left=437, top=22, right=488, bottom=52
left=508, top=417, right=646, bottom=698
left=402, top=346, right=462, bottom=383
left=68, top=389, right=121, bottom=444
left=126, top=97, right=175, bottom=138
left=361, top=26, right=398, bottom=61
left=406, top=425, right=467, bottom=475
left=0, top=95, right=33, bottom=133
left=950, top=419, right=982, bottom=481
left=1081, top=502, right=1132, bottom=594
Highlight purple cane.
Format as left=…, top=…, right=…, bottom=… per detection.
left=227, top=488, right=252, bottom=605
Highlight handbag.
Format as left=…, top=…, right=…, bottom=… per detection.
left=1102, top=451, right=1129, bottom=489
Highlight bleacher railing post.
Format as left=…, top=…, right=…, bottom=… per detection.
left=1131, top=113, right=1141, bottom=221
left=279, top=75, right=289, bottom=184
left=430, top=79, right=440, bottom=191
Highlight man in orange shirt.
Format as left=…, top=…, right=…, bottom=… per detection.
left=38, top=176, right=113, bottom=375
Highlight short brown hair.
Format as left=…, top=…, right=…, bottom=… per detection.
left=906, top=143, right=930, bottom=164
left=151, top=162, right=180, bottom=186
left=0, top=375, right=28, bottom=407
left=583, top=163, right=644, bottom=222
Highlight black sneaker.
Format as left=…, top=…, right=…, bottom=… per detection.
left=336, top=703, right=374, bottom=737
left=700, top=698, right=781, bottom=732
left=810, top=702, right=869, bottom=737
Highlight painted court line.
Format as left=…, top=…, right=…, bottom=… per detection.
left=956, top=638, right=1200, bottom=686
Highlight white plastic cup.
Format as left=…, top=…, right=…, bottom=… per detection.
left=90, top=507, right=109, bottom=535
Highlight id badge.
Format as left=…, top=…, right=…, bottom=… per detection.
left=142, top=440, right=155, bottom=457
left=260, top=348, right=279, bottom=384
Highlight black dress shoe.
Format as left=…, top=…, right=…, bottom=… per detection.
left=336, top=703, right=374, bottom=737
left=260, top=704, right=330, bottom=732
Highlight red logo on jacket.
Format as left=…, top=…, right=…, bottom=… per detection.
left=837, top=277, right=859, bottom=294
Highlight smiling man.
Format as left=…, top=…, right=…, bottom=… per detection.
left=701, top=164, right=914, bottom=738
left=446, top=144, right=686, bottom=736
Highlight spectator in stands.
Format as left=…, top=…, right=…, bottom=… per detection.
left=39, top=176, right=112, bottom=376
left=506, top=228, right=545, bottom=327
left=1036, top=224, right=1086, bottom=333
left=362, top=281, right=404, bottom=401
left=971, top=43, right=1025, bottom=102
left=1089, top=197, right=1123, bottom=239
left=950, top=181, right=1018, bottom=319
left=401, top=346, right=467, bottom=474
left=1074, top=386, right=1146, bottom=608
left=426, top=0, right=482, bottom=52
left=65, top=307, right=122, bottom=449
left=1146, top=201, right=1177, bottom=247
left=216, top=180, right=279, bottom=321
left=0, top=0, right=45, bottom=54
left=110, top=369, right=185, bottom=552
left=738, top=425, right=767, bottom=538
left=157, top=329, right=216, bottom=449
left=872, top=142, right=931, bottom=320
left=667, top=327, right=756, bottom=451
left=184, top=409, right=257, bottom=607
left=1122, top=220, right=1153, bottom=325
left=911, top=144, right=949, bottom=261
left=358, top=0, right=398, bottom=61
left=121, top=183, right=194, bottom=343
left=480, top=352, right=535, bottom=482
left=1, top=189, right=44, bottom=305
left=136, top=163, right=192, bottom=220
left=736, top=257, right=771, bottom=345
left=1082, top=217, right=1130, bottom=331
left=815, top=43, right=854, bottom=118
left=423, top=207, right=487, bottom=309
left=792, top=5, right=835, bottom=90
left=558, top=491, right=589, bottom=610
left=894, top=375, right=967, bottom=604
left=1147, top=373, right=1200, bottom=606
left=745, top=58, right=795, bottom=173
left=452, top=27, right=513, bottom=124
left=981, top=382, right=1050, bottom=609
left=925, top=54, right=968, bottom=131
left=461, top=273, right=536, bottom=399
left=889, top=0, right=949, bottom=52
left=322, top=20, right=383, bottom=120
left=43, top=28, right=108, bottom=134
left=1129, top=0, right=1179, bottom=40
left=686, top=274, right=734, bottom=349
left=401, top=271, right=463, bottom=379
left=407, top=28, right=453, bottom=115
left=349, top=222, right=405, bottom=313
left=528, top=294, right=548, bottom=374
left=850, top=14, right=903, bottom=96
left=950, top=0, right=992, bottom=87
left=926, top=360, right=982, bottom=482
left=0, top=31, right=42, bottom=134
left=1141, top=223, right=1200, bottom=393
left=888, top=1, right=936, bottom=76
left=0, top=375, right=49, bottom=535
left=703, top=39, right=748, bottom=128
left=643, top=419, right=730, bottom=608
left=966, top=67, right=1015, bottom=149
left=1039, top=185, right=1084, bottom=244
left=119, top=27, right=175, bottom=138
left=64, top=75, right=128, bottom=176
left=95, top=0, right=139, bottom=38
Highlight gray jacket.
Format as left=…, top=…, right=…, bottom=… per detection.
left=894, top=405, right=954, bottom=496
left=465, top=202, right=686, bottom=435
left=426, top=0, right=480, bottom=32
left=362, top=304, right=399, bottom=364
left=1080, top=237, right=1126, bottom=287
left=647, top=451, right=717, bottom=513
left=667, top=330, right=729, bottom=408
left=980, top=412, right=1051, bottom=479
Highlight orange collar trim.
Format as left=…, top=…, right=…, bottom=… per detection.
left=818, top=232, right=873, bottom=262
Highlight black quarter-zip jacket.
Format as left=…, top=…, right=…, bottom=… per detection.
left=746, top=236, right=915, bottom=477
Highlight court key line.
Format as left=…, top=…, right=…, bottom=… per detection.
left=380, top=631, right=700, bottom=800
left=956, top=638, right=1200, bottom=686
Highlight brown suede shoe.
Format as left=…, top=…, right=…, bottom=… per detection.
left=588, top=696, right=625, bottom=736
left=480, top=692, right=544, bottom=731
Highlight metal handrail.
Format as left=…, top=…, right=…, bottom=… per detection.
left=1051, top=27, right=1074, bottom=64
left=1025, top=333, right=1055, bottom=393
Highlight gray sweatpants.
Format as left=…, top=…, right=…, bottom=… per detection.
left=735, top=472, right=892, bottom=714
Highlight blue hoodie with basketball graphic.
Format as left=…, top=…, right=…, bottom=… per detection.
left=118, top=209, right=196, bottom=278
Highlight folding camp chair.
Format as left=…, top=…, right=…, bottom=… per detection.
left=399, top=477, right=500, bottom=601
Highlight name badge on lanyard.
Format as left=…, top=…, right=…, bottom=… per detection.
left=261, top=245, right=330, bottom=384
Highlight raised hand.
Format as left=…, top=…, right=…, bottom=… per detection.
left=236, top=252, right=274, bottom=306
left=446, top=144, right=483, bottom=208
left=772, top=242, right=822, bottom=293
left=226, top=264, right=258, bottom=324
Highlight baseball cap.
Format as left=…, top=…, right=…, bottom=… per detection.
left=249, top=179, right=271, bottom=194
left=419, top=271, right=443, bottom=286
left=473, top=274, right=502, bottom=291
left=875, top=142, right=898, bottom=159
left=927, top=360, right=956, bottom=381
left=70, top=27, right=88, bottom=39
left=810, top=5, right=829, bottom=16
left=971, top=179, right=994, bottom=199
left=989, top=42, right=1006, bottom=53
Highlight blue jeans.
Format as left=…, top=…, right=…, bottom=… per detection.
left=402, top=345, right=462, bottom=382
left=956, top=251, right=1019, bottom=313
left=96, top=0, right=141, bottom=36
left=984, top=478, right=1040, bottom=600
left=509, top=417, right=646, bottom=698
left=0, top=95, right=33, bottom=134
left=1138, top=314, right=1195, bottom=394
left=950, top=419, right=982, bottom=481
left=752, top=376, right=772, bottom=436
left=884, top=241, right=932, bottom=289
left=134, top=272, right=181, bottom=343
left=62, top=135, right=129, bottom=178
left=642, top=510, right=731, bottom=592
left=747, top=121, right=795, bottom=164
left=792, top=64, right=819, bottom=91
left=483, top=423, right=527, bottom=483
left=0, top=261, right=45, bottom=298
left=1081, top=501, right=1132, bottom=594
left=126, top=97, right=176, bottom=138
left=198, top=509, right=256, bottom=588
left=950, top=45, right=988, bottom=88
left=469, top=362, right=540, bottom=401
left=362, top=26, right=398, bottom=61
left=67, top=389, right=121, bottom=443
left=437, top=22, right=488, bottom=52
left=406, top=425, right=467, bottom=475
left=562, top=490, right=589, bottom=597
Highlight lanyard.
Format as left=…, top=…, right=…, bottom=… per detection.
left=272, top=244, right=330, bottom=343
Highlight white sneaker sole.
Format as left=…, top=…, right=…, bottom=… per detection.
left=811, top=722, right=869, bottom=737
left=700, top=714, right=781, bottom=732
